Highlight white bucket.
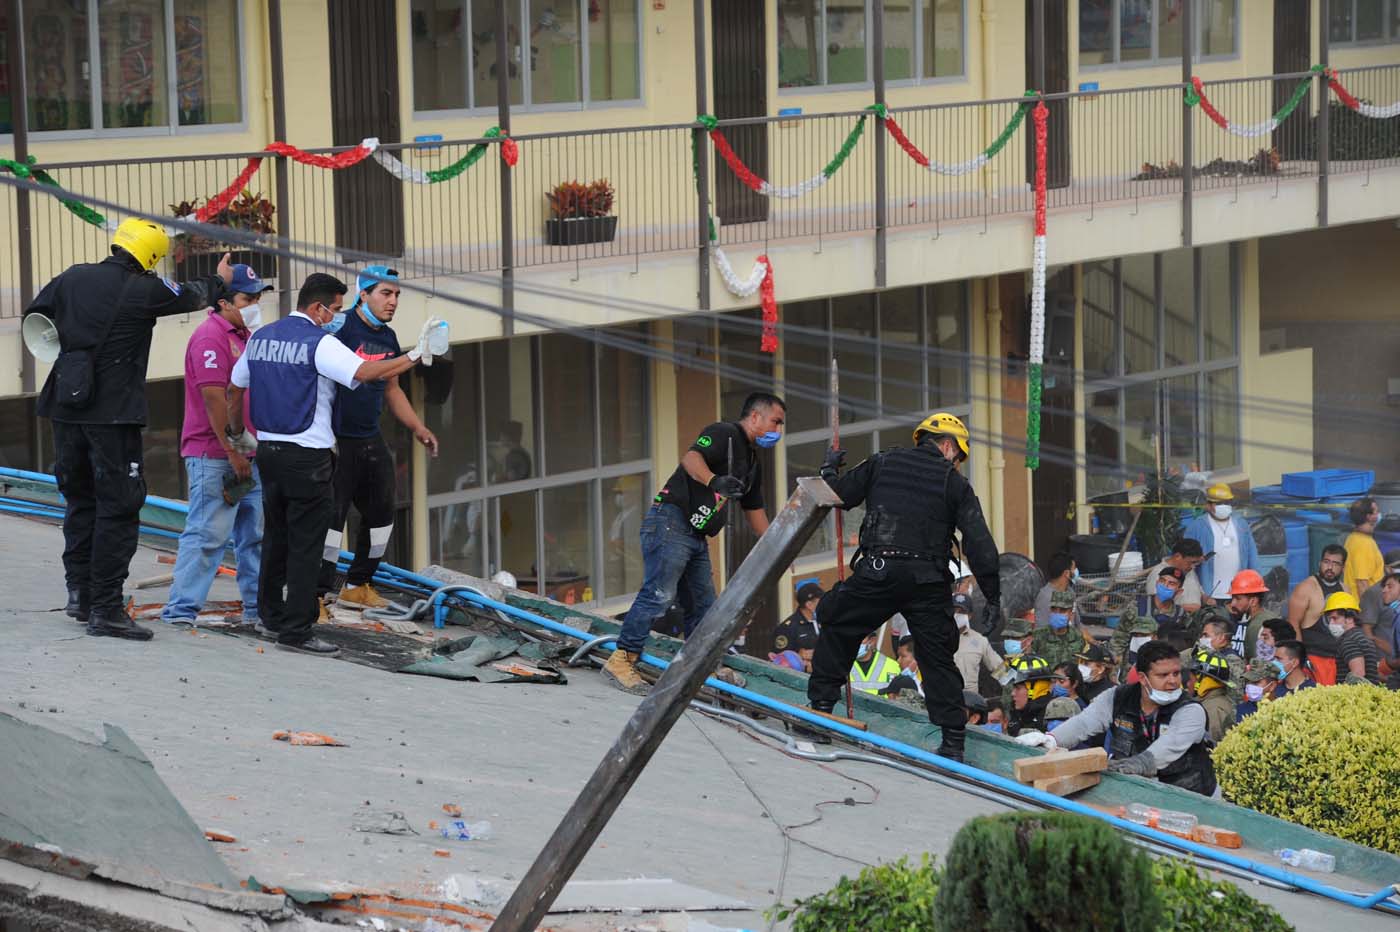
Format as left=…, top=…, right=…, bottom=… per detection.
left=1111, top=551, right=1144, bottom=580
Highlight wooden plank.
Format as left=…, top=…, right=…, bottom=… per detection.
left=1013, top=747, right=1108, bottom=784
left=1032, top=771, right=1100, bottom=797
left=803, top=706, right=869, bottom=732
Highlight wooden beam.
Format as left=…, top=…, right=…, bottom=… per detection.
left=1032, top=771, right=1100, bottom=796
left=1013, top=747, right=1108, bottom=784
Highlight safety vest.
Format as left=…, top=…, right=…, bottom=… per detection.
left=850, top=654, right=902, bottom=694
left=246, top=315, right=324, bottom=435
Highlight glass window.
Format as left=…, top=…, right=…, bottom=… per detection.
left=1079, top=0, right=1113, bottom=65
left=879, top=287, right=922, bottom=417
left=1164, top=374, right=1198, bottom=468
left=496, top=490, right=539, bottom=588
left=541, top=482, right=593, bottom=602
left=1156, top=0, right=1183, bottom=59
left=789, top=432, right=872, bottom=561
left=1161, top=248, right=1196, bottom=368
left=530, top=0, right=582, bottom=104
left=20, top=1, right=94, bottom=131
left=825, top=0, right=867, bottom=85
left=604, top=472, right=649, bottom=599
left=1120, top=0, right=1152, bottom=62
left=431, top=500, right=487, bottom=576
left=1205, top=368, right=1238, bottom=470
left=145, top=380, right=185, bottom=498
left=98, top=0, right=169, bottom=129
left=1122, top=381, right=1157, bottom=481
left=1199, top=0, right=1236, bottom=55
left=1082, top=262, right=1117, bottom=377
left=923, top=0, right=963, bottom=78
left=599, top=326, right=648, bottom=466
left=778, top=0, right=822, bottom=88
left=883, top=0, right=915, bottom=81
left=782, top=300, right=828, bottom=435
left=1201, top=243, right=1234, bottom=360
left=471, top=0, right=524, bottom=107
left=588, top=0, right=640, bottom=102
left=1121, top=255, right=1157, bottom=375
left=1084, top=0, right=1239, bottom=64
left=832, top=293, right=877, bottom=424
left=928, top=281, right=967, bottom=407
left=484, top=338, right=537, bottom=483
left=780, top=0, right=962, bottom=88
left=718, top=308, right=774, bottom=422
left=1357, top=0, right=1387, bottom=40
left=173, top=0, right=241, bottom=126
left=541, top=333, right=595, bottom=474
left=1086, top=389, right=1120, bottom=497
left=426, top=345, right=482, bottom=496
left=411, top=0, right=469, bottom=110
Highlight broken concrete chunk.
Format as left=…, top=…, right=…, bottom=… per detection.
left=351, top=810, right=415, bottom=836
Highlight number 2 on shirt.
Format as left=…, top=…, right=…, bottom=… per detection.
left=203, top=349, right=219, bottom=370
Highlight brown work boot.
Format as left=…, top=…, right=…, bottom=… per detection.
left=317, top=598, right=332, bottom=624
left=601, top=649, right=649, bottom=695
left=338, top=583, right=391, bottom=611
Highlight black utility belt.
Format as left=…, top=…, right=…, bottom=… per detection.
left=864, top=548, right=937, bottom=561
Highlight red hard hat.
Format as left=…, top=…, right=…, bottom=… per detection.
left=1229, top=569, right=1269, bottom=596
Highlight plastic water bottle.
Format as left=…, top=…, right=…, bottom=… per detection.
left=427, top=320, right=450, bottom=357
left=1157, top=809, right=1199, bottom=835
left=1123, top=803, right=1158, bottom=826
left=440, top=819, right=493, bottom=842
left=1275, top=848, right=1335, bottom=873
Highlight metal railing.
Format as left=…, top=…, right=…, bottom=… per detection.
left=2, top=65, right=1398, bottom=319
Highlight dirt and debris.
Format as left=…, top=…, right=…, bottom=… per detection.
left=1133, top=148, right=1281, bottom=180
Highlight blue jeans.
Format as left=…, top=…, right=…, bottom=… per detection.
left=616, top=503, right=716, bottom=652
left=162, top=456, right=264, bottom=623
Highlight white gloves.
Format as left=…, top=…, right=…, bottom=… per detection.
left=1014, top=730, right=1058, bottom=750
left=225, top=428, right=257, bottom=456
left=407, top=317, right=449, bottom=366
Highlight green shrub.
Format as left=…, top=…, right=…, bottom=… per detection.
left=1213, top=684, right=1400, bottom=853
left=1152, top=857, right=1293, bottom=931
left=767, top=854, right=941, bottom=932
left=933, top=811, right=1160, bottom=932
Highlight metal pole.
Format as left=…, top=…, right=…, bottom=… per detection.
left=496, top=0, right=515, bottom=336
left=693, top=0, right=711, bottom=310
left=267, top=0, right=291, bottom=317
left=1032, top=0, right=1046, bottom=94
left=872, top=0, right=886, bottom=289
left=1318, top=0, right=1330, bottom=228
left=489, top=477, right=844, bottom=931
left=1181, top=0, right=1193, bottom=247
left=8, top=0, right=34, bottom=393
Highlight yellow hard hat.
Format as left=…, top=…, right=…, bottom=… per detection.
left=1206, top=483, right=1234, bottom=503
left=1323, top=591, right=1361, bottom=614
left=111, top=218, right=169, bottom=271
left=913, top=411, right=970, bottom=456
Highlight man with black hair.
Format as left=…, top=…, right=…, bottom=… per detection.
left=602, top=392, right=785, bottom=693
left=227, top=273, right=446, bottom=656
left=1033, top=551, right=1075, bottom=628
left=27, top=220, right=233, bottom=641
left=774, top=581, right=822, bottom=652
left=1017, top=640, right=1217, bottom=795
left=1145, top=538, right=1205, bottom=612
left=1287, top=545, right=1347, bottom=684
left=1343, top=498, right=1384, bottom=597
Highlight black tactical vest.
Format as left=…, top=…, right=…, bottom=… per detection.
left=856, top=445, right=960, bottom=560
left=1109, top=683, right=1217, bottom=796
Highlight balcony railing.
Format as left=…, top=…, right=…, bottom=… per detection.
left=1, top=64, right=1397, bottom=319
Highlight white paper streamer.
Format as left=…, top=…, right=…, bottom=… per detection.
left=713, top=246, right=767, bottom=298
left=758, top=173, right=829, bottom=199
left=926, top=153, right=990, bottom=177
left=1226, top=118, right=1279, bottom=139
left=1358, top=100, right=1400, bottom=119
left=372, top=149, right=432, bottom=185
left=1028, top=234, right=1047, bottom=366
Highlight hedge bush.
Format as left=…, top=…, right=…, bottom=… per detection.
left=1154, top=857, right=1292, bottom=931
left=934, top=811, right=1160, bottom=932
left=1213, top=684, right=1400, bottom=854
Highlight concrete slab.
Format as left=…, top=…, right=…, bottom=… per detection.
left=0, top=514, right=1393, bottom=930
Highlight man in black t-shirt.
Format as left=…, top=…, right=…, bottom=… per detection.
left=774, top=581, right=823, bottom=652
left=602, top=392, right=785, bottom=693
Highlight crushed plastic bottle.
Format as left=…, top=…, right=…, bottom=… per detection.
left=1275, top=848, right=1335, bottom=873
left=1123, top=803, right=1158, bottom=826
left=1157, top=810, right=1199, bottom=835
left=440, top=819, right=493, bottom=842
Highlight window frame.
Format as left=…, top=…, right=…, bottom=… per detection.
left=1, top=0, right=248, bottom=141
left=1328, top=0, right=1400, bottom=45
left=1078, top=0, right=1240, bottom=71
left=424, top=330, right=653, bottom=606
left=409, top=0, right=645, bottom=119
left=1081, top=244, right=1241, bottom=493
left=777, top=0, right=968, bottom=94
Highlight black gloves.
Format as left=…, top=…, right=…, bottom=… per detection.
left=708, top=474, right=745, bottom=497
left=820, top=447, right=846, bottom=482
left=982, top=601, right=1003, bottom=636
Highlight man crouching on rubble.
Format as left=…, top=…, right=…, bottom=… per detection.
left=1013, top=640, right=1218, bottom=796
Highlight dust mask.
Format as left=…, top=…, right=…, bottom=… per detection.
left=1147, top=686, right=1183, bottom=705
left=239, top=302, right=263, bottom=331
left=1212, top=504, right=1233, bottom=520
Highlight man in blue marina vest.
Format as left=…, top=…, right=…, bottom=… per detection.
left=226, top=273, right=447, bottom=656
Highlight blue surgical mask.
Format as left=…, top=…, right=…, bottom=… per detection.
left=1388, top=599, right=1400, bottom=613
left=1003, top=639, right=1023, bottom=656
left=1049, top=612, right=1069, bottom=630
left=355, top=300, right=387, bottom=329
left=1072, top=568, right=1081, bottom=581
left=1156, top=584, right=1177, bottom=603
left=856, top=643, right=871, bottom=660
left=322, top=311, right=347, bottom=333
left=1255, top=641, right=1276, bottom=662
left=756, top=431, right=781, bottom=449
left=983, top=722, right=1003, bottom=733
left=1050, top=684, right=1070, bottom=698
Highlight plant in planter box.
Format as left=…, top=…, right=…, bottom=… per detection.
left=545, top=178, right=617, bottom=246
left=169, top=189, right=278, bottom=280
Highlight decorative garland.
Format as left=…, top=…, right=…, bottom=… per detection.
left=371, top=126, right=518, bottom=184
left=1326, top=71, right=1400, bottom=120
left=696, top=110, right=871, bottom=198
left=882, top=91, right=1037, bottom=175
left=1186, top=67, right=1320, bottom=138
left=1025, top=100, right=1049, bottom=471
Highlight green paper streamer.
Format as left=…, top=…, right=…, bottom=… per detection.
left=983, top=93, right=1037, bottom=161
left=426, top=126, right=502, bottom=184
left=2, top=156, right=108, bottom=227
left=1025, top=361, right=1043, bottom=471
left=822, top=114, right=868, bottom=179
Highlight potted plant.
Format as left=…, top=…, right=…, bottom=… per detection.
left=545, top=178, right=617, bottom=246
left=169, top=189, right=278, bottom=280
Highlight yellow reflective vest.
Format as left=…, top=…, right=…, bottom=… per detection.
left=850, top=654, right=902, bottom=694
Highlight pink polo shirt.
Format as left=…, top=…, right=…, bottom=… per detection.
left=181, top=310, right=255, bottom=458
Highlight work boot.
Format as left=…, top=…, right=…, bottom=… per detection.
left=317, top=598, right=332, bottom=624
left=936, top=724, right=967, bottom=764
left=277, top=636, right=341, bottom=657
left=64, top=587, right=89, bottom=623
left=86, top=608, right=154, bottom=641
left=601, top=649, right=649, bottom=695
left=786, top=702, right=835, bottom=745
left=338, top=583, right=391, bottom=611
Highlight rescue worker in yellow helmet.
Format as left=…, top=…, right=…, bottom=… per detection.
left=810, top=411, right=1001, bottom=763
left=24, top=219, right=233, bottom=641
left=1189, top=648, right=1238, bottom=743
left=1006, top=655, right=1055, bottom=737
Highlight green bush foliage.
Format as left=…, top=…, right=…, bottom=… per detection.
left=1153, top=858, right=1293, bottom=931
left=933, top=811, right=1160, bottom=932
left=1213, top=684, right=1400, bottom=854
left=768, top=854, right=941, bottom=932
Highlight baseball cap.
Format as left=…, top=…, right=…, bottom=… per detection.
left=226, top=264, right=273, bottom=295
left=952, top=593, right=972, bottom=612
left=1049, top=588, right=1076, bottom=610
left=351, top=264, right=401, bottom=308
left=1075, top=643, right=1111, bottom=664
left=962, top=690, right=989, bottom=714
left=1157, top=565, right=1185, bottom=583
left=796, top=582, right=824, bottom=605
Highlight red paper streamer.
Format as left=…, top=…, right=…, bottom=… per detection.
left=264, top=140, right=375, bottom=170
left=709, top=129, right=764, bottom=193
left=501, top=136, right=519, bottom=167
left=758, top=255, right=778, bottom=354
left=882, top=116, right=930, bottom=168
left=1327, top=72, right=1361, bottom=111
left=1191, top=76, right=1230, bottom=129
left=195, top=157, right=265, bottom=222
left=1033, top=101, right=1048, bottom=237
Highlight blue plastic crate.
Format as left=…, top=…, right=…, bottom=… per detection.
left=1281, top=469, right=1376, bottom=499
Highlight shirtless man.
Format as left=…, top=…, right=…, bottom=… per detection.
left=1286, top=544, right=1346, bottom=685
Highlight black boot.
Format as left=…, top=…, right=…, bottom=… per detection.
left=86, top=608, right=154, bottom=641
left=64, top=587, right=89, bottom=623
left=936, top=724, right=966, bottom=763
left=788, top=701, right=835, bottom=745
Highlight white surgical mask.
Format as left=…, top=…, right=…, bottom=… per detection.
left=1197, top=636, right=1213, bottom=651
left=1129, top=636, right=1151, bottom=653
left=1327, top=622, right=1345, bottom=638
left=1212, top=504, right=1233, bottom=520
left=1244, top=684, right=1265, bottom=701
left=1147, top=686, right=1183, bottom=705
left=236, top=301, right=262, bottom=330
left=1077, top=663, right=1094, bottom=681
left=954, top=613, right=970, bottom=630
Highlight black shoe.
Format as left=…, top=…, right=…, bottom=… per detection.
left=86, top=609, right=154, bottom=641
left=64, top=587, right=89, bottom=623
left=788, top=702, right=836, bottom=745
left=277, top=636, right=340, bottom=657
left=936, top=725, right=966, bottom=763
